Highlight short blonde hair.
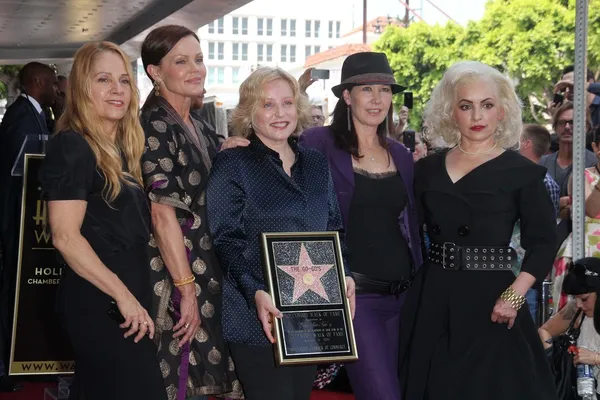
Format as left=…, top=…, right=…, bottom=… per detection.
left=423, top=61, right=522, bottom=149
left=231, top=67, right=311, bottom=138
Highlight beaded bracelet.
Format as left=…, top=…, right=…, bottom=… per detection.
left=173, top=275, right=196, bottom=287
left=500, top=286, right=526, bottom=311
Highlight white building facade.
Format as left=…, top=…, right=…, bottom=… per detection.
left=198, top=0, right=357, bottom=107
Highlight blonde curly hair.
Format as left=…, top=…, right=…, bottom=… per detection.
left=231, top=67, right=311, bottom=138
left=423, top=61, right=522, bottom=149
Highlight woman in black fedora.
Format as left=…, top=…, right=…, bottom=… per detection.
left=300, top=52, right=422, bottom=400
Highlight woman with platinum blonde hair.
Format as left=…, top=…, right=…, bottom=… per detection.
left=398, top=61, right=558, bottom=399
left=207, top=66, right=354, bottom=400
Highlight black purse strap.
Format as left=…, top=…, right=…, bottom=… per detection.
left=565, top=308, right=584, bottom=342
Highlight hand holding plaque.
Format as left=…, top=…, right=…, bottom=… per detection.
left=261, top=232, right=358, bottom=366
left=255, top=290, right=282, bottom=344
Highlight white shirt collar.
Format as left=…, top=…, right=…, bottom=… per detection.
left=21, top=93, right=43, bottom=114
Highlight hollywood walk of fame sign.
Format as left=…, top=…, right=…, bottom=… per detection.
left=261, top=232, right=358, bottom=366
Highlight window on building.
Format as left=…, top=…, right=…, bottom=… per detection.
left=207, top=67, right=216, bottom=85
left=233, top=17, right=239, bottom=35
left=208, top=42, right=215, bottom=60
left=336, top=21, right=341, bottom=38
left=217, top=67, right=224, bottom=84
left=258, top=44, right=264, bottom=62
left=233, top=43, right=239, bottom=61
left=281, top=19, right=287, bottom=36
left=258, top=18, right=264, bottom=36
left=305, top=45, right=312, bottom=57
left=242, top=17, right=248, bottom=35
left=217, top=18, right=224, bottom=34
left=208, top=21, right=214, bottom=34
left=281, top=45, right=287, bottom=62
left=305, top=20, right=311, bottom=37
left=267, top=18, right=273, bottom=36
left=329, top=21, right=333, bottom=38
left=242, top=43, right=248, bottom=61
left=290, top=19, right=296, bottom=37
left=290, top=45, right=296, bottom=62
left=232, top=67, right=241, bottom=84
left=217, top=42, right=224, bottom=60
left=314, top=45, right=320, bottom=54
left=314, top=21, right=320, bottom=38
left=267, top=44, right=273, bottom=62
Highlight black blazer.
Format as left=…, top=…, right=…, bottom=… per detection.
left=0, top=96, right=49, bottom=178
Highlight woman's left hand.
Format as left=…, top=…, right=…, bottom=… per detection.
left=220, top=136, right=250, bottom=151
left=491, top=298, right=518, bottom=329
left=345, top=277, right=356, bottom=320
left=574, top=347, right=599, bottom=366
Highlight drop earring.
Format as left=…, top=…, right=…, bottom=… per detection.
left=154, top=80, right=161, bottom=97
left=347, top=106, right=352, bottom=131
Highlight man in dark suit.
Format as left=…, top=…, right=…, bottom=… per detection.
left=0, top=62, right=57, bottom=392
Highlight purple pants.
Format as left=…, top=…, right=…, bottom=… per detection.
left=345, top=293, right=404, bottom=400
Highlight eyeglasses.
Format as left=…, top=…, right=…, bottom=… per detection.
left=557, top=119, right=574, bottom=129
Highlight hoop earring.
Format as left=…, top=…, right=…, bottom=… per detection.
left=154, top=80, right=161, bottom=97
left=347, top=106, right=352, bottom=131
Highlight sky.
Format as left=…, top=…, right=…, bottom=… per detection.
left=350, top=0, right=488, bottom=27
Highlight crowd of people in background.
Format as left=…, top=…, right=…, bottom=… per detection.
left=1, top=22, right=600, bottom=400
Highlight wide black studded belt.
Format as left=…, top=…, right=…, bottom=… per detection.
left=428, top=242, right=517, bottom=271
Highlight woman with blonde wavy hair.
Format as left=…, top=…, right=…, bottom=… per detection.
left=206, top=66, right=354, bottom=400
left=398, top=61, right=558, bottom=399
left=40, top=41, right=167, bottom=400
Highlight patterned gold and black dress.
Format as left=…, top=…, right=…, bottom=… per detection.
left=140, top=96, right=242, bottom=400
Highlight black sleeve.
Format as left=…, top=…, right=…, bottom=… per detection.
left=40, top=131, right=96, bottom=201
left=518, top=172, right=558, bottom=282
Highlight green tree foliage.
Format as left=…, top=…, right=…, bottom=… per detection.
left=0, top=65, right=22, bottom=104
left=374, top=22, right=465, bottom=126
left=374, top=0, right=600, bottom=126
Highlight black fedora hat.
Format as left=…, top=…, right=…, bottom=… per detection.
left=331, top=52, right=405, bottom=98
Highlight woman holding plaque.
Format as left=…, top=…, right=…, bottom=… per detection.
left=399, top=61, right=557, bottom=399
left=139, top=25, right=244, bottom=400
left=206, top=67, right=356, bottom=400
left=299, top=52, right=422, bottom=400
left=40, top=42, right=166, bottom=399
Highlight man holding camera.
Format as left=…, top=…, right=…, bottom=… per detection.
left=554, top=65, right=600, bottom=128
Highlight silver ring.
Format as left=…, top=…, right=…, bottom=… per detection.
left=184, top=323, right=190, bottom=329
left=143, top=321, right=148, bottom=325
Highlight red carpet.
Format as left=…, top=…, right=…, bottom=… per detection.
left=1, top=382, right=354, bottom=400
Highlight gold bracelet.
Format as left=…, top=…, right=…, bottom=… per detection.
left=173, top=275, right=196, bottom=287
left=500, top=286, right=526, bottom=311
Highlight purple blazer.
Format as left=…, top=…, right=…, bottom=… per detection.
left=299, top=126, right=423, bottom=270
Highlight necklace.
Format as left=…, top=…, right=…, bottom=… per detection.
left=369, top=154, right=376, bottom=162
left=457, top=142, right=498, bottom=155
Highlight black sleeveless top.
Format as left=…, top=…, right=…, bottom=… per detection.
left=345, top=168, right=412, bottom=281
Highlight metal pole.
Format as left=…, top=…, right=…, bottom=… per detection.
left=572, top=0, right=589, bottom=262
left=363, top=0, right=367, bottom=44
left=404, top=0, right=410, bottom=26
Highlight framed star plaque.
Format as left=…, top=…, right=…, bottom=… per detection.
left=261, top=232, right=358, bottom=366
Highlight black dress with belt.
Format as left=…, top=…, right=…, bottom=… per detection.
left=399, top=150, right=558, bottom=400
left=41, top=131, right=166, bottom=400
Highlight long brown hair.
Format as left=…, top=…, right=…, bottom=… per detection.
left=56, top=41, right=144, bottom=203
